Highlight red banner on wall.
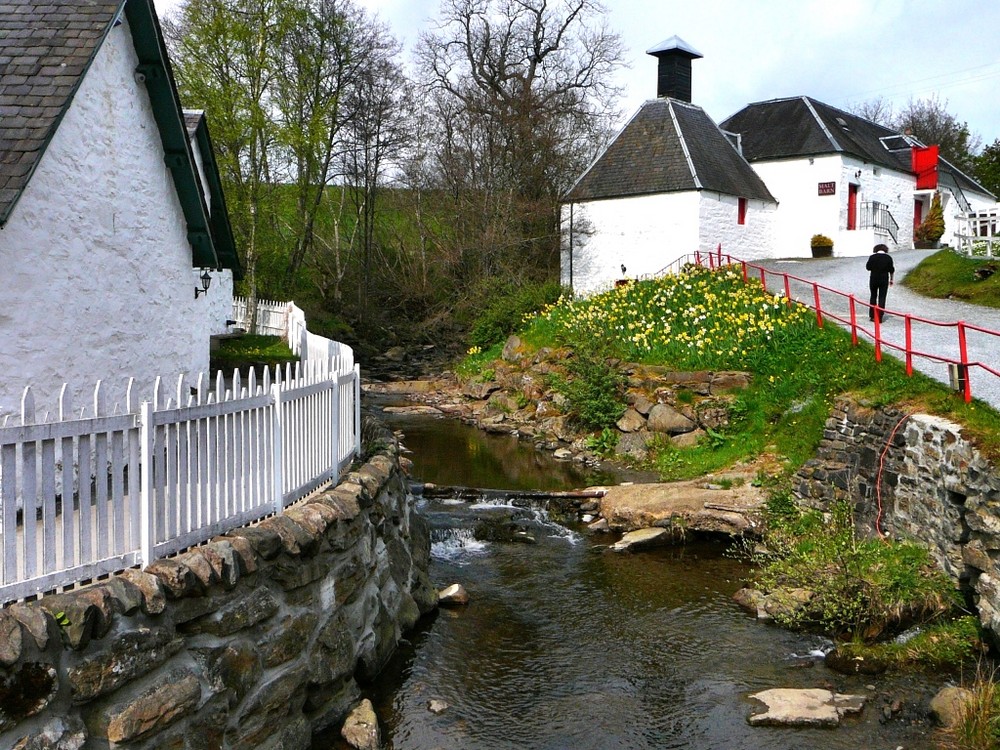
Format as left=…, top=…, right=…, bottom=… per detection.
left=912, top=145, right=939, bottom=189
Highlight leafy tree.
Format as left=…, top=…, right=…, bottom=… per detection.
left=164, top=0, right=399, bottom=317
left=974, top=139, right=1000, bottom=197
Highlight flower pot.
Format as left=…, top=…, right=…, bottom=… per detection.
left=811, top=245, right=833, bottom=258
left=913, top=240, right=939, bottom=250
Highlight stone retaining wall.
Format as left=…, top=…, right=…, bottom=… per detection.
left=795, top=397, right=1000, bottom=644
left=0, top=423, right=436, bottom=749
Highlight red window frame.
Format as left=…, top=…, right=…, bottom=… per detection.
left=737, top=197, right=747, bottom=225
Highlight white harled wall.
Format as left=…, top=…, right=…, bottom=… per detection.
left=561, top=191, right=778, bottom=293
left=697, top=192, right=777, bottom=262
left=0, top=20, right=233, bottom=419
left=562, top=193, right=700, bottom=294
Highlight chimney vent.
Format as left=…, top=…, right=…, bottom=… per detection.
left=646, top=36, right=703, bottom=102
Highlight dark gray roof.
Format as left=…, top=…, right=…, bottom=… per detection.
left=721, top=96, right=995, bottom=199
left=0, top=0, right=121, bottom=224
left=565, top=98, right=775, bottom=204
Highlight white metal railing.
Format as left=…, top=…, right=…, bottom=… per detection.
left=1, top=345, right=360, bottom=606
left=955, top=207, right=1000, bottom=257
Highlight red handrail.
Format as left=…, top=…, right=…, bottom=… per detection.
left=649, top=249, right=1000, bottom=404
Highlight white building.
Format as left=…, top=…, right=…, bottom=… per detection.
left=0, top=0, right=241, bottom=419
left=561, top=36, right=997, bottom=293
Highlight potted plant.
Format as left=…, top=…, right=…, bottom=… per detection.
left=810, top=233, right=834, bottom=258
left=914, top=193, right=945, bottom=249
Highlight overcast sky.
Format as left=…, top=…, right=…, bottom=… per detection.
left=152, top=0, right=1000, bottom=146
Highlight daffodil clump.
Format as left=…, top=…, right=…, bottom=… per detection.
left=533, top=265, right=812, bottom=370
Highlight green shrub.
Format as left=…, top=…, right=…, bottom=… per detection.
left=550, top=352, right=626, bottom=430
left=750, top=500, right=960, bottom=641
left=467, top=278, right=563, bottom=349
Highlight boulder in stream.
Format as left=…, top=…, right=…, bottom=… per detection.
left=341, top=699, right=381, bottom=750
left=438, top=583, right=470, bottom=606
left=748, top=688, right=866, bottom=727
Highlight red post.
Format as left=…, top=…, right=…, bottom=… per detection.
left=759, top=267, right=767, bottom=292
left=784, top=275, right=792, bottom=308
left=848, top=296, right=857, bottom=346
left=904, top=316, right=913, bottom=375
left=717, top=242, right=722, bottom=267
left=741, top=261, right=748, bottom=284
left=708, top=252, right=716, bottom=270
left=958, top=322, right=971, bottom=402
left=813, top=283, right=823, bottom=328
left=695, top=250, right=701, bottom=267
left=874, top=314, right=882, bottom=362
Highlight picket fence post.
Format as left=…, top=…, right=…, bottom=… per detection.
left=271, top=381, right=284, bottom=514
left=353, top=364, right=361, bottom=458
left=139, top=400, right=154, bottom=567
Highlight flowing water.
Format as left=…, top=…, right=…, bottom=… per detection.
left=316, top=409, right=943, bottom=749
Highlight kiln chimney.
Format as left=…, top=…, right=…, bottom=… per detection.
left=646, top=36, right=703, bottom=102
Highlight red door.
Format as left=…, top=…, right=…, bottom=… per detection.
left=847, top=184, right=859, bottom=230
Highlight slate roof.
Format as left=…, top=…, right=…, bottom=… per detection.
left=565, top=98, right=775, bottom=204
left=0, top=0, right=122, bottom=225
left=721, top=96, right=995, bottom=199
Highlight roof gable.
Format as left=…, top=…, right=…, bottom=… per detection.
left=0, top=0, right=241, bottom=273
left=565, top=99, right=775, bottom=204
left=0, top=0, right=121, bottom=224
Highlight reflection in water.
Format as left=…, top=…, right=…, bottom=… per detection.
left=312, top=410, right=939, bottom=750
left=383, top=411, right=632, bottom=490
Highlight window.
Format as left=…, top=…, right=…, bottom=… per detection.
left=737, top=197, right=747, bottom=225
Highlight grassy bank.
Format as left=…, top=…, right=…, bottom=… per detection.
left=904, top=248, right=1000, bottom=308
left=465, top=264, right=1000, bottom=475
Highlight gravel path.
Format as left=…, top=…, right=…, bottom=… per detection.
left=753, top=249, right=1000, bottom=411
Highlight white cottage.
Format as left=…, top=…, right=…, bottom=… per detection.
left=0, top=0, right=241, bottom=419
left=721, top=97, right=997, bottom=258
left=562, top=37, right=997, bottom=293
left=561, top=37, right=778, bottom=294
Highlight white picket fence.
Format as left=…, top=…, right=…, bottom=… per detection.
left=955, top=207, right=1000, bottom=257
left=231, top=296, right=291, bottom=337
left=0, top=353, right=360, bottom=606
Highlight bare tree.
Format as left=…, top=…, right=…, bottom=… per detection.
left=416, top=0, right=624, bottom=280
left=849, top=96, right=894, bottom=127
left=893, top=95, right=981, bottom=174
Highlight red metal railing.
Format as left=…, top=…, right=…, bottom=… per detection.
left=652, top=246, right=1000, bottom=404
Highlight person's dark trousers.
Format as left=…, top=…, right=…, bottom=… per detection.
left=869, top=277, right=889, bottom=321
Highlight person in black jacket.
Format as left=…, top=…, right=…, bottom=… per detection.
left=866, top=244, right=894, bottom=321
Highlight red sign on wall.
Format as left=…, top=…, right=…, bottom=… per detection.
left=818, top=182, right=836, bottom=196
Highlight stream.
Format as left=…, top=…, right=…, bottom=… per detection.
left=316, top=407, right=944, bottom=749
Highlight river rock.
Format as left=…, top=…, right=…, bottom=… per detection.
left=616, top=408, right=646, bottom=433
left=929, top=686, right=974, bottom=727
left=670, top=428, right=705, bottom=448
left=438, top=584, right=470, bottom=606
left=610, top=528, right=669, bottom=552
left=647, top=404, right=695, bottom=434
left=382, top=405, right=443, bottom=416
left=588, top=518, right=610, bottom=533
left=825, top=648, right=889, bottom=675
left=428, top=699, right=449, bottom=714
left=341, top=699, right=381, bottom=750
left=748, top=688, right=866, bottom=727
left=502, top=336, right=524, bottom=362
